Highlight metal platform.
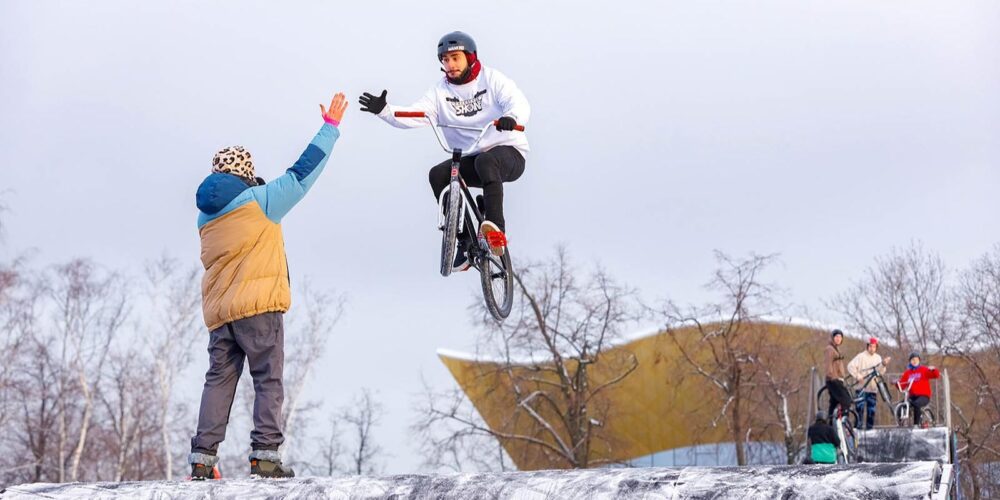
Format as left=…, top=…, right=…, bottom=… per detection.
left=854, top=426, right=951, bottom=464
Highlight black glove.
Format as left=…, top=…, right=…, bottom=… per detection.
left=359, top=90, right=388, bottom=115
left=495, top=116, right=517, bottom=131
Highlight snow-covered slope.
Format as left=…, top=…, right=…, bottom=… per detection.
left=2, top=462, right=942, bottom=500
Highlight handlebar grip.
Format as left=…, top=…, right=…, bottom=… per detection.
left=492, top=120, right=525, bottom=131
left=395, top=111, right=426, bottom=118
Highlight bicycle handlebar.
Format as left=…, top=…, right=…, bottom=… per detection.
left=393, top=111, right=524, bottom=154
left=503, top=122, right=526, bottom=132
left=393, top=111, right=526, bottom=131
left=897, top=378, right=915, bottom=392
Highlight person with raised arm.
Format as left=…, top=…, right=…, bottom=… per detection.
left=187, top=93, right=347, bottom=480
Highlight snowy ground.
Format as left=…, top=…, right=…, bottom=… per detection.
left=1, top=462, right=942, bottom=500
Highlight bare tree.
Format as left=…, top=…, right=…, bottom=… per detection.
left=416, top=248, right=641, bottom=470
left=0, top=191, right=7, bottom=241
left=2, top=271, right=69, bottom=485
left=281, top=281, right=344, bottom=463
left=0, top=257, right=29, bottom=441
left=830, top=242, right=951, bottom=353
left=97, top=350, right=157, bottom=481
left=49, top=259, right=128, bottom=482
left=947, top=244, right=1000, bottom=499
left=342, top=388, right=384, bottom=475
left=754, top=338, right=812, bottom=464
left=315, top=416, right=345, bottom=476
left=139, top=256, right=201, bottom=480
left=657, top=251, right=779, bottom=466
left=413, top=381, right=512, bottom=473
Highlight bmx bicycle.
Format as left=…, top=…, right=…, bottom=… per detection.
left=394, top=111, right=523, bottom=321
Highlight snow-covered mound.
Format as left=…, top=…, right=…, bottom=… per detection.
left=1, top=462, right=943, bottom=500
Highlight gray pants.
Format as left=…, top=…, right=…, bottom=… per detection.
left=191, top=312, right=285, bottom=455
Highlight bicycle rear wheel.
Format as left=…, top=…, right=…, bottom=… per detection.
left=439, top=183, right=463, bottom=277
left=921, top=408, right=935, bottom=427
left=478, top=247, right=514, bottom=321
left=876, top=380, right=894, bottom=407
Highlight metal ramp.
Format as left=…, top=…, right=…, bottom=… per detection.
left=1, top=462, right=946, bottom=500
left=805, top=366, right=960, bottom=498
left=855, top=427, right=951, bottom=464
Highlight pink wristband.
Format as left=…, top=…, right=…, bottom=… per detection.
left=324, top=118, right=340, bottom=127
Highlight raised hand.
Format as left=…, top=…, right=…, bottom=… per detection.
left=320, top=92, right=348, bottom=126
left=359, top=90, right=388, bottom=114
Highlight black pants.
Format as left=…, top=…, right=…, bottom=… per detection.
left=910, top=395, right=930, bottom=425
left=428, top=146, right=525, bottom=232
left=826, top=379, right=854, bottom=419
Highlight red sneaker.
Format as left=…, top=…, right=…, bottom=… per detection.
left=479, top=221, right=507, bottom=256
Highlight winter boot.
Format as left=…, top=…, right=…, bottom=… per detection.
left=188, top=452, right=221, bottom=480
left=249, top=450, right=294, bottom=479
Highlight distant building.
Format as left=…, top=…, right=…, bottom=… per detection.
left=438, top=318, right=918, bottom=470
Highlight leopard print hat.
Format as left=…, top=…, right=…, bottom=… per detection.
left=211, top=146, right=255, bottom=179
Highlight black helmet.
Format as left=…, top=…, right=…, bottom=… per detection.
left=437, top=31, right=477, bottom=60
left=908, top=352, right=921, bottom=362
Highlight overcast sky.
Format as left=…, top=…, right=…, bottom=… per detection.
left=2, top=0, right=998, bottom=473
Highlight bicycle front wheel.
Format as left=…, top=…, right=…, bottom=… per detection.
left=439, top=184, right=463, bottom=277
left=842, top=423, right=858, bottom=463
left=844, top=408, right=860, bottom=431
left=894, top=403, right=910, bottom=427
left=479, top=248, right=514, bottom=321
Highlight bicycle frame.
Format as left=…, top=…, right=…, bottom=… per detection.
left=895, top=379, right=917, bottom=421
left=830, top=407, right=855, bottom=464
left=854, top=366, right=894, bottom=407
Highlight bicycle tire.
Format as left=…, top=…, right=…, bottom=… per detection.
left=439, top=182, right=463, bottom=277
left=479, top=247, right=514, bottom=321
left=816, top=386, right=829, bottom=410
left=894, top=403, right=910, bottom=427
left=842, top=422, right=858, bottom=463
left=921, top=408, right=935, bottom=427
left=844, top=408, right=860, bottom=431
left=816, top=386, right=857, bottom=422
left=876, top=380, right=894, bottom=407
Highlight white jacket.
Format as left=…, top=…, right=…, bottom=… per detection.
left=378, top=65, right=530, bottom=157
left=847, top=351, right=886, bottom=393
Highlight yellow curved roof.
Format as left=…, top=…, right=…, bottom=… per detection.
left=439, top=319, right=868, bottom=470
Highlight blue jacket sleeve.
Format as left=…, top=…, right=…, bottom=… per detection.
left=253, top=123, right=340, bottom=223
